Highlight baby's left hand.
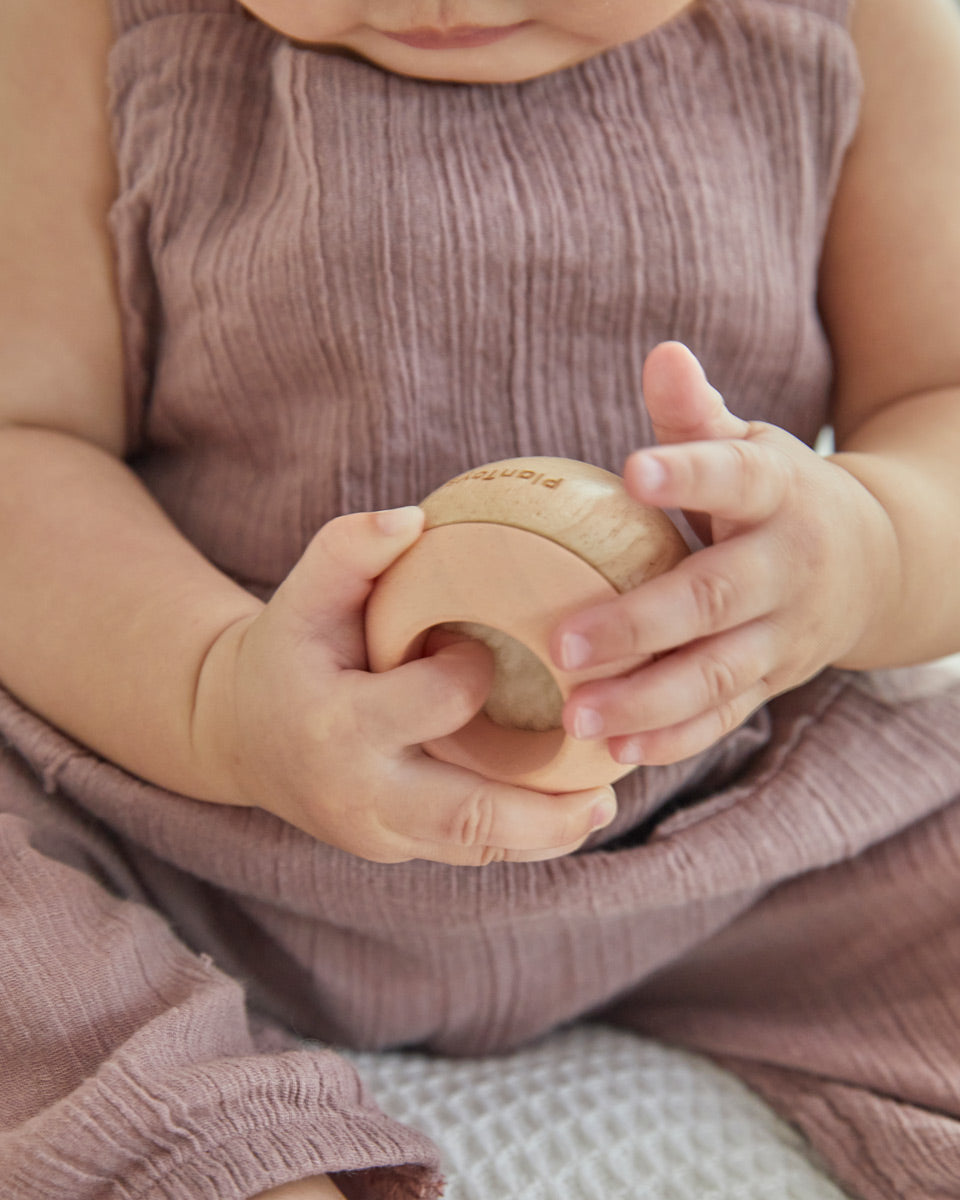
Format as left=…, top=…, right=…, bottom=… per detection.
left=551, top=342, right=899, bottom=767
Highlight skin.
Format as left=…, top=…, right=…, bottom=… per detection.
left=2, top=0, right=960, bottom=1196
left=553, top=342, right=903, bottom=765
left=550, top=0, right=960, bottom=767
left=256, top=1179, right=347, bottom=1200
left=236, top=0, right=696, bottom=83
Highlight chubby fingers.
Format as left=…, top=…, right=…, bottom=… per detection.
left=355, top=640, right=617, bottom=865
left=383, top=763, right=617, bottom=866
left=624, top=434, right=788, bottom=527
left=641, top=341, right=749, bottom=445
left=362, top=638, right=497, bottom=750
left=552, top=430, right=794, bottom=672
left=551, top=531, right=779, bottom=674
left=552, top=559, right=781, bottom=767
left=279, top=506, right=425, bottom=654
left=561, top=621, right=778, bottom=766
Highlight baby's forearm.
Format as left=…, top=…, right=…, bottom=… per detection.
left=0, top=424, right=263, bottom=796
left=831, top=385, right=960, bottom=669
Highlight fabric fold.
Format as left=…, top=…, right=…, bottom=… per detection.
left=0, top=783, right=442, bottom=1200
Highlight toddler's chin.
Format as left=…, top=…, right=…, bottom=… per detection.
left=343, top=28, right=603, bottom=85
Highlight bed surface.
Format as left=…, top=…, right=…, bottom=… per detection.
left=344, top=1024, right=851, bottom=1199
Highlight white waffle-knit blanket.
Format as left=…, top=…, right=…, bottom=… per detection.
left=339, top=660, right=960, bottom=1198
left=344, top=1025, right=852, bottom=1199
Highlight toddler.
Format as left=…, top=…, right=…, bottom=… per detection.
left=3, top=1, right=960, bottom=1198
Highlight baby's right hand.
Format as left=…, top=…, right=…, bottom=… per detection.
left=190, top=508, right=616, bottom=865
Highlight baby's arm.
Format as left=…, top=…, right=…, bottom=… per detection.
left=0, top=2, right=613, bottom=865
left=812, top=0, right=960, bottom=666
left=550, top=0, right=960, bottom=766
left=0, top=0, right=262, bottom=794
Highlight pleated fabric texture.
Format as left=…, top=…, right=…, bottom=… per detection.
left=108, top=0, right=859, bottom=593
left=9, top=4, right=960, bottom=1200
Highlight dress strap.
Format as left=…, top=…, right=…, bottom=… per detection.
left=111, top=0, right=241, bottom=36
left=752, top=0, right=854, bottom=28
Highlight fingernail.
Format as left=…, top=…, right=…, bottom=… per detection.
left=560, top=632, right=592, bottom=670
left=634, top=455, right=667, bottom=493
left=375, top=506, right=423, bottom=536
left=573, top=707, right=604, bottom=740
left=590, top=795, right=618, bottom=830
left=615, top=737, right=645, bottom=765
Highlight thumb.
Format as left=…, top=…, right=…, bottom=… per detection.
left=640, top=341, right=748, bottom=446
left=362, top=637, right=497, bottom=750
left=278, top=507, right=425, bottom=645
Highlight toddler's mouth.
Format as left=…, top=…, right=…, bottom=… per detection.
left=380, top=22, right=534, bottom=50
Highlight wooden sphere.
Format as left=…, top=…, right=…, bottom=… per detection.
left=365, top=457, right=689, bottom=791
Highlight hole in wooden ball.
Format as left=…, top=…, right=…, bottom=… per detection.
left=438, top=621, right=564, bottom=732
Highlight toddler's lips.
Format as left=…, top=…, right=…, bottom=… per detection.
left=380, top=22, right=533, bottom=50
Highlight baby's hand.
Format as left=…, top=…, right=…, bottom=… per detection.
left=551, top=342, right=898, bottom=767
left=190, top=507, right=616, bottom=865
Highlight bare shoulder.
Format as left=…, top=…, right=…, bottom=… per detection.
left=819, top=0, right=960, bottom=441
left=847, top=0, right=960, bottom=106
left=0, top=0, right=125, bottom=454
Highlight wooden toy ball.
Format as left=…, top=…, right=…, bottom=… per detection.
left=365, top=457, right=689, bottom=792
